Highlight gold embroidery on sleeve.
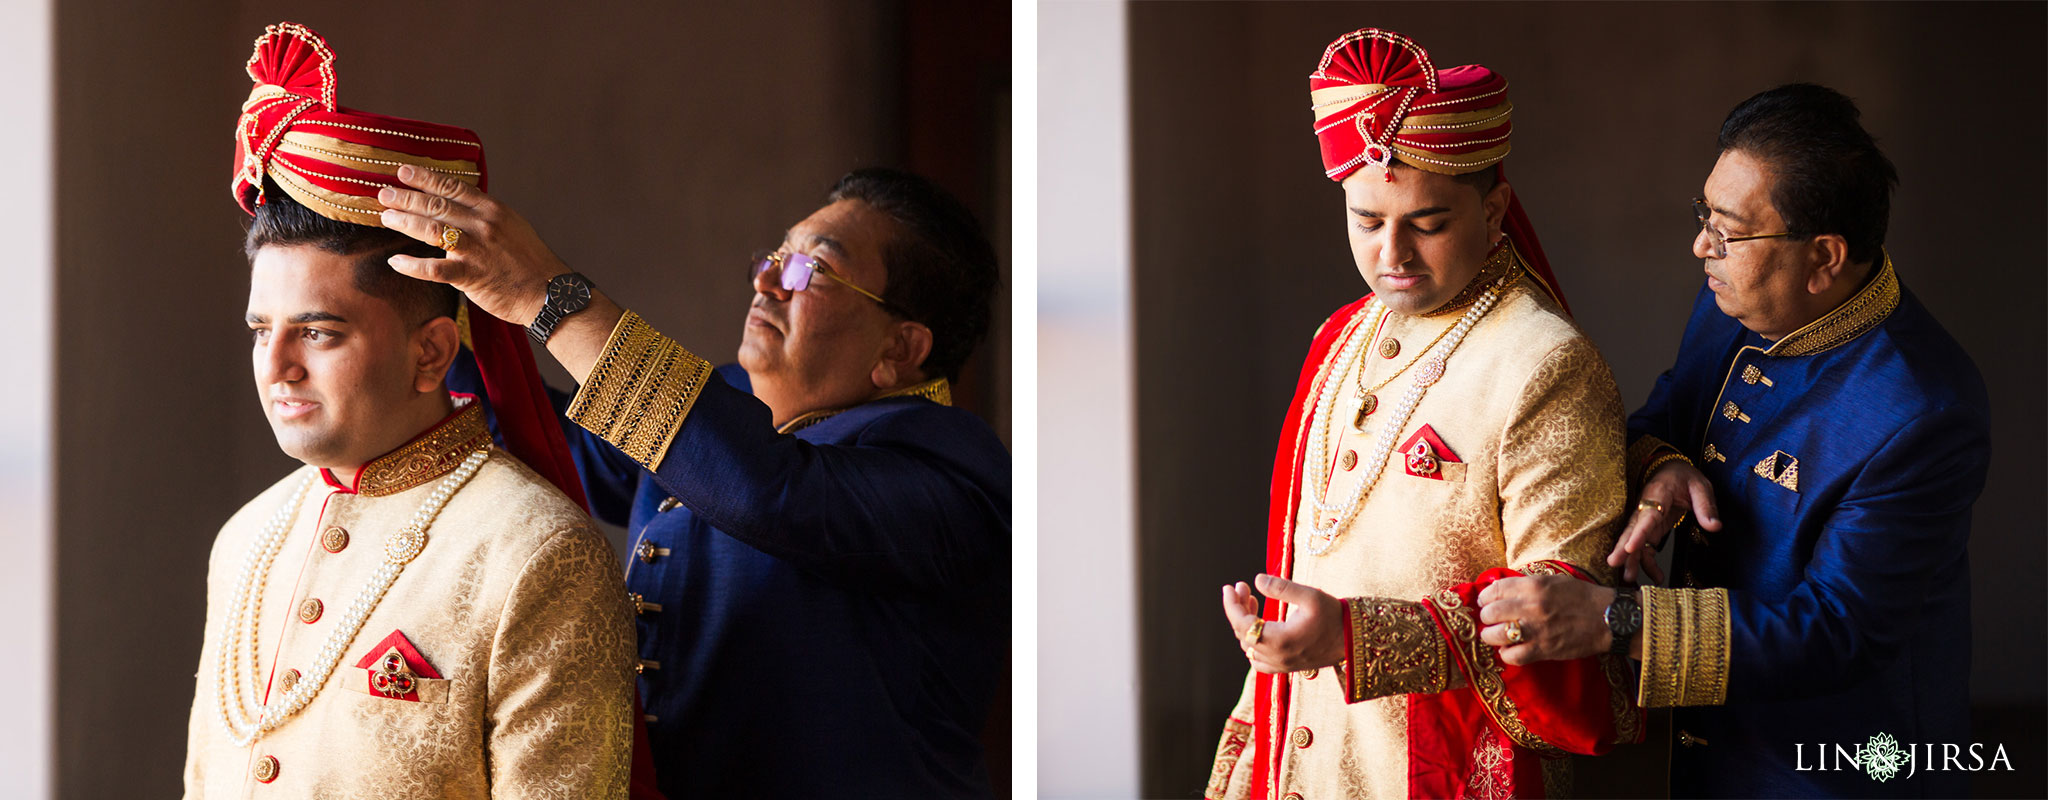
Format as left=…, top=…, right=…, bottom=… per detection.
left=1343, top=598, right=1454, bottom=702
left=1637, top=586, right=1731, bottom=707
left=1431, top=588, right=1564, bottom=755
left=566, top=311, right=714, bottom=470
left=1206, top=716, right=1253, bottom=800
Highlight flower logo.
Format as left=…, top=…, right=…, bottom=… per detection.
left=1860, top=732, right=1905, bottom=782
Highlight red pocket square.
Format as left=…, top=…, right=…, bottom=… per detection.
left=1399, top=425, right=1461, bottom=480
left=354, top=629, right=442, bottom=701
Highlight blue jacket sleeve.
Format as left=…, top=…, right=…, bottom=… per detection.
left=1722, top=402, right=1989, bottom=702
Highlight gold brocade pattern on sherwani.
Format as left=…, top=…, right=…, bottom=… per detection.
left=184, top=452, right=635, bottom=799
left=357, top=402, right=491, bottom=497
left=1765, top=253, right=1900, bottom=358
left=1542, top=754, right=1574, bottom=799
left=1343, top=598, right=1453, bottom=701
left=1638, top=586, right=1731, bottom=708
left=567, top=311, right=715, bottom=470
left=1242, top=278, right=1628, bottom=798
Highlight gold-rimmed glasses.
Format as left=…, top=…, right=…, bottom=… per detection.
left=750, top=250, right=911, bottom=318
left=1693, top=198, right=1794, bottom=259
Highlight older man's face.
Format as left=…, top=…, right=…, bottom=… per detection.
left=1695, top=149, right=1813, bottom=340
left=739, top=198, right=904, bottom=418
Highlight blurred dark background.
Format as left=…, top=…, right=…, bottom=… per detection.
left=51, top=2, right=1008, bottom=796
left=1122, top=3, right=2045, bottom=797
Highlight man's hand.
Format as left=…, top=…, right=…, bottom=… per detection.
left=1220, top=574, right=1346, bottom=674
left=376, top=165, right=573, bottom=326
left=1476, top=575, right=1616, bottom=666
left=1610, top=460, right=1721, bottom=584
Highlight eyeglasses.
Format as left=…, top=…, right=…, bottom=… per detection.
left=750, top=250, right=910, bottom=318
left=1693, top=198, right=1795, bottom=259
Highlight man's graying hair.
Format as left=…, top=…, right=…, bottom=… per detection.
left=827, top=168, right=999, bottom=383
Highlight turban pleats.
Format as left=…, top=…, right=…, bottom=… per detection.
left=1310, top=27, right=1570, bottom=314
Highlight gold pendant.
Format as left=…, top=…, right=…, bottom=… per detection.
left=1352, top=395, right=1378, bottom=431
left=1379, top=337, right=1401, bottom=359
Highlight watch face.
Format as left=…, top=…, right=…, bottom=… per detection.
left=547, top=273, right=593, bottom=312
left=1608, top=595, right=1642, bottom=635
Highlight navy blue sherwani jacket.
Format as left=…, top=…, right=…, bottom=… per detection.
left=1626, top=258, right=1989, bottom=798
left=455, top=316, right=1010, bottom=799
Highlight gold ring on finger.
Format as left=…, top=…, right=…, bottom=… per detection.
left=1637, top=499, right=1665, bottom=514
left=1240, top=618, right=1265, bottom=650
left=440, top=224, right=463, bottom=252
left=1504, top=620, right=1525, bottom=644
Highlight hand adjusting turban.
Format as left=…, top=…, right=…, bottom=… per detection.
left=1309, top=27, right=1569, bottom=312
left=233, top=22, right=487, bottom=224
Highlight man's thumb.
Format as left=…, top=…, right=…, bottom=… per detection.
left=1254, top=573, right=1311, bottom=603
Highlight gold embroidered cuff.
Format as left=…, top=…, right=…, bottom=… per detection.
left=1637, top=586, right=1731, bottom=708
left=1205, top=716, right=1252, bottom=800
left=566, top=311, right=714, bottom=470
left=1626, top=435, right=1691, bottom=491
left=1343, top=597, right=1453, bottom=703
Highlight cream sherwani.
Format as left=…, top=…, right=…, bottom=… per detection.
left=1211, top=252, right=1636, bottom=800
left=183, top=400, right=634, bottom=799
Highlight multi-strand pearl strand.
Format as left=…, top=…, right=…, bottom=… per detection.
left=217, top=448, right=490, bottom=746
left=1305, top=278, right=1506, bottom=556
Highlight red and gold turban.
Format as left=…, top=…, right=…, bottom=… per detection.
left=227, top=23, right=580, bottom=506
left=230, top=24, right=664, bottom=798
left=1308, top=27, right=1568, bottom=313
left=1310, top=28, right=1512, bottom=180
left=232, top=22, right=487, bottom=225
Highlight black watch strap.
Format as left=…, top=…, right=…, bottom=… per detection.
left=1607, top=587, right=1642, bottom=657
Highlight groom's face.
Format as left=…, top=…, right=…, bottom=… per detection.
left=246, top=244, right=424, bottom=470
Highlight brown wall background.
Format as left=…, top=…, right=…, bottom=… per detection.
left=1128, top=3, right=2046, bottom=797
left=53, top=2, right=1007, bottom=796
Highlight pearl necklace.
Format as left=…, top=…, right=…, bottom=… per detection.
left=216, top=447, right=490, bottom=746
left=1305, top=276, right=1506, bottom=556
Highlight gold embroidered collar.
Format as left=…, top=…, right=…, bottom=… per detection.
left=1763, top=252, right=1900, bottom=358
left=329, top=397, right=493, bottom=497
left=776, top=378, right=953, bottom=435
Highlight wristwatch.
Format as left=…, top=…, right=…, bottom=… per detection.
left=1605, top=586, right=1642, bottom=656
left=526, top=272, right=596, bottom=345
